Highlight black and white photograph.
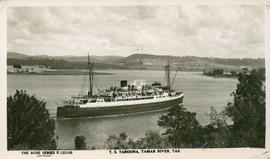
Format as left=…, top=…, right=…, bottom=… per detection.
left=2, top=1, right=269, bottom=157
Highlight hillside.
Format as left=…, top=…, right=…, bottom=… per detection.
left=8, top=52, right=123, bottom=64
left=7, top=52, right=30, bottom=59
left=120, top=54, right=265, bottom=71
left=37, top=55, right=123, bottom=63
left=7, top=58, right=128, bottom=70
left=7, top=52, right=265, bottom=71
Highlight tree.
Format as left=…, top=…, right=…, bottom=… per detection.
left=105, top=133, right=129, bottom=149
left=225, top=68, right=265, bottom=147
left=157, top=105, right=204, bottom=148
left=230, top=70, right=237, bottom=77
left=201, top=68, right=265, bottom=148
left=119, top=132, right=127, bottom=141
left=138, top=130, right=171, bottom=149
left=74, top=136, right=87, bottom=150
left=203, top=68, right=224, bottom=76
left=213, top=68, right=224, bottom=75
left=202, top=107, right=232, bottom=148
left=7, top=90, right=56, bottom=150
left=105, top=131, right=170, bottom=149
left=13, top=64, right=22, bottom=69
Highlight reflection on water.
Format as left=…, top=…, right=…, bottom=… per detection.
left=7, top=70, right=237, bottom=149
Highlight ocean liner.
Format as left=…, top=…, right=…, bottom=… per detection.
left=57, top=54, right=184, bottom=118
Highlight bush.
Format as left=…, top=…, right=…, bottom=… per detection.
left=158, top=105, right=204, bottom=148
left=7, top=90, right=56, bottom=150
left=202, top=107, right=232, bottom=148
left=225, top=68, right=265, bottom=147
left=74, top=136, right=87, bottom=150
left=105, top=131, right=170, bottom=149
left=13, top=64, right=22, bottom=69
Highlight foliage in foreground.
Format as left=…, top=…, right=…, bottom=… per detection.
left=158, top=105, right=204, bottom=148
left=225, top=68, right=265, bottom=147
left=7, top=90, right=56, bottom=150
left=105, top=68, right=265, bottom=148
left=158, top=68, right=265, bottom=148
left=74, top=136, right=87, bottom=150
left=105, top=131, right=171, bottom=149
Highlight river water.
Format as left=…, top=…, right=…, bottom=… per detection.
left=7, top=70, right=237, bottom=149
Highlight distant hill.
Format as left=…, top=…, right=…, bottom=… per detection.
left=121, top=53, right=210, bottom=63
left=7, top=52, right=265, bottom=71
left=120, top=54, right=265, bottom=71
left=7, top=52, right=124, bottom=64
left=52, top=55, right=123, bottom=63
left=7, top=52, right=30, bottom=59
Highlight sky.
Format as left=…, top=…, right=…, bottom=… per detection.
left=7, top=5, right=265, bottom=58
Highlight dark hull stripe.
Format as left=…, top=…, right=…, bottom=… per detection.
left=57, top=96, right=183, bottom=118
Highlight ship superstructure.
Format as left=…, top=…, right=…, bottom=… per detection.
left=57, top=54, right=183, bottom=118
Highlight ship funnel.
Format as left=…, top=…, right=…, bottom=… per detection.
left=120, top=80, right=127, bottom=87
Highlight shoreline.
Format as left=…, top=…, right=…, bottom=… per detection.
left=7, top=69, right=204, bottom=76
left=7, top=70, right=115, bottom=75
left=202, top=73, right=237, bottom=79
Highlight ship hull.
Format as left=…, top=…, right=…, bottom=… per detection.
left=57, top=95, right=183, bottom=118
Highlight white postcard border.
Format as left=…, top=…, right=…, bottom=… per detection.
left=0, top=0, right=269, bottom=158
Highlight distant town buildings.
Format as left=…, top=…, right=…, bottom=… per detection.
left=7, top=65, right=50, bottom=73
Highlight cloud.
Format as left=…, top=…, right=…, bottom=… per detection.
left=7, top=5, right=265, bottom=58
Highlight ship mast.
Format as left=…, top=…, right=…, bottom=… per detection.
left=88, top=53, right=94, bottom=97
left=164, top=56, right=171, bottom=91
